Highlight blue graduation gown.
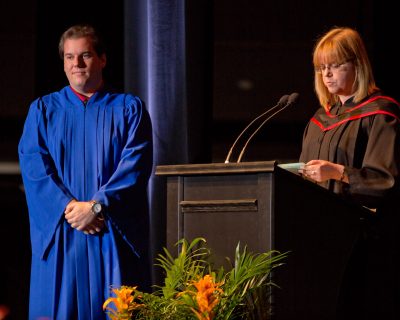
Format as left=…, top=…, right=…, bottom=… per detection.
left=18, top=86, right=153, bottom=319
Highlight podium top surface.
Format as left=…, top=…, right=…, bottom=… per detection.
left=155, top=160, right=277, bottom=176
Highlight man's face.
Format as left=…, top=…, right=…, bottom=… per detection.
left=63, top=37, right=106, bottom=95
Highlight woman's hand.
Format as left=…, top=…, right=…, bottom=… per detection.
left=299, top=159, right=347, bottom=183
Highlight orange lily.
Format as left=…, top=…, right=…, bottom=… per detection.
left=183, top=274, right=223, bottom=320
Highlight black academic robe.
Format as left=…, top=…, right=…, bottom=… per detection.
left=300, top=92, right=400, bottom=319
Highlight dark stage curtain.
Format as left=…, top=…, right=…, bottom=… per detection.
left=124, top=0, right=213, bottom=286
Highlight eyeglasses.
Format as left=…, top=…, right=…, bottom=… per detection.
left=315, top=60, right=352, bottom=74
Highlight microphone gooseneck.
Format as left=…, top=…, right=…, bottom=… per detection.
left=224, top=94, right=290, bottom=163
left=236, top=92, right=300, bottom=163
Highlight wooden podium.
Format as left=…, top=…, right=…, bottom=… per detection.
left=155, top=161, right=369, bottom=320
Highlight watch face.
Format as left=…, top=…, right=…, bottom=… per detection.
left=92, top=202, right=102, bottom=214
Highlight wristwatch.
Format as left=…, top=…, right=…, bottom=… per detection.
left=90, top=201, right=103, bottom=216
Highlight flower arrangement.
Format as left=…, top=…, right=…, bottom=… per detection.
left=103, top=238, right=288, bottom=319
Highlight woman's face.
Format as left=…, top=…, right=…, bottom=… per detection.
left=318, top=60, right=356, bottom=100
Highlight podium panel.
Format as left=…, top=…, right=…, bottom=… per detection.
left=181, top=173, right=272, bottom=267
left=156, top=161, right=368, bottom=320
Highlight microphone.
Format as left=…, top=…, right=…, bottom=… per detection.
left=224, top=94, right=290, bottom=163
left=236, top=92, right=299, bottom=163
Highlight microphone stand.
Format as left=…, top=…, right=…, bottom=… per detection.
left=237, top=92, right=299, bottom=163
left=224, top=94, right=290, bottom=163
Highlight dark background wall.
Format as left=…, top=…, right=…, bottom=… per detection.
left=212, top=0, right=399, bottom=163
left=1, top=0, right=399, bottom=163
left=0, top=0, right=399, bottom=318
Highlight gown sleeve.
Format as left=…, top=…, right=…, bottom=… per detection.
left=345, top=113, right=400, bottom=207
left=299, top=121, right=312, bottom=163
left=18, top=98, right=74, bottom=259
left=91, top=96, right=153, bottom=254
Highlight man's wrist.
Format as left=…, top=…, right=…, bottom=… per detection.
left=90, top=200, right=103, bottom=216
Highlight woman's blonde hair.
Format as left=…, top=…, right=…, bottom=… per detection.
left=313, top=27, right=378, bottom=110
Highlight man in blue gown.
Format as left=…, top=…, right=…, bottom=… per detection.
left=18, top=24, right=153, bottom=319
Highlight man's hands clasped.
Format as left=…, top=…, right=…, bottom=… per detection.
left=64, top=199, right=105, bottom=235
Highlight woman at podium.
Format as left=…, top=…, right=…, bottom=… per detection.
left=299, top=26, right=400, bottom=320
